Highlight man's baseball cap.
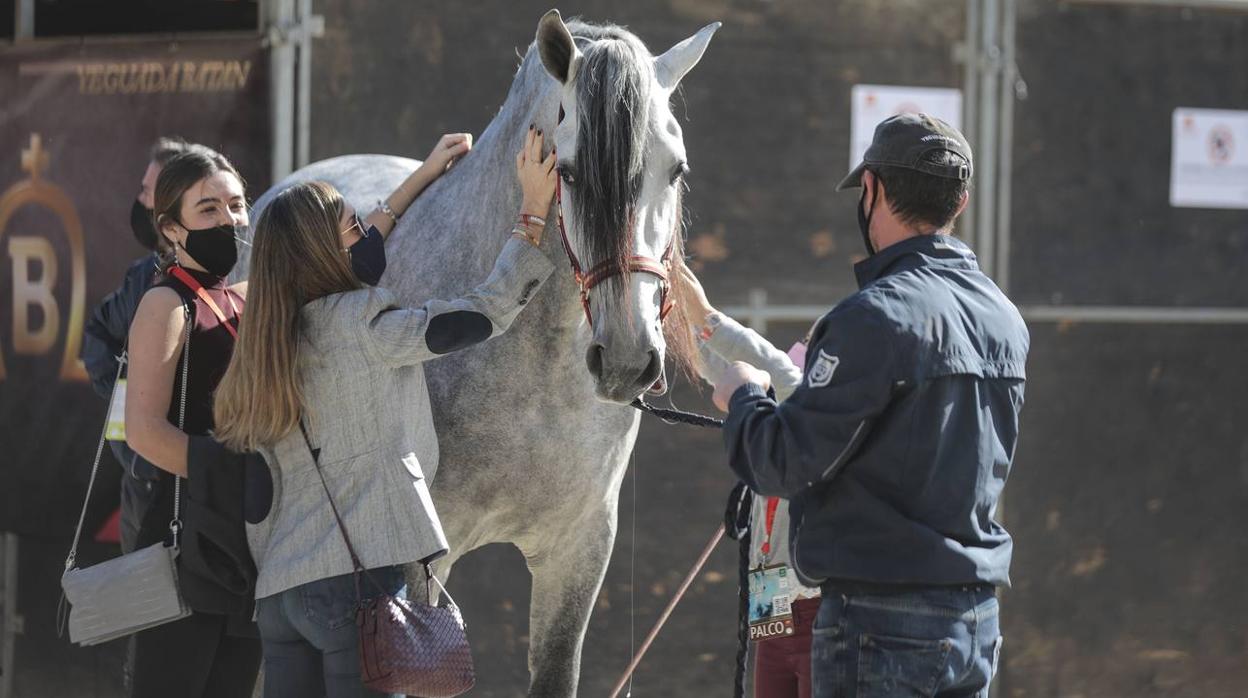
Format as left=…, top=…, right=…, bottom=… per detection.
left=837, top=113, right=973, bottom=191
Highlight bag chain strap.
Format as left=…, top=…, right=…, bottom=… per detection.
left=63, top=302, right=191, bottom=572
left=63, top=354, right=126, bottom=571
left=170, top=301, right=190, bottom=547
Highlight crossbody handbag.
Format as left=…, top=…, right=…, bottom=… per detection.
left=59, top=303, right=194, bottom=646
left=299, top=420, right=474, bottom=697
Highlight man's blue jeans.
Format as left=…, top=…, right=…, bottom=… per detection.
left=811, top=585, right=1002, bottom=698
left=257, top=566, right=406, bottom=698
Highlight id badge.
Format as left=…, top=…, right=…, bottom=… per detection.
left=105, top=379, right=127, bottom=441
left=748, top=564, right=795, bottom=641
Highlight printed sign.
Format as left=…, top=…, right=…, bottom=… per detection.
left=1170, top=108, right=1248, bottom=209
left=850, top=85, right=964, bottom=169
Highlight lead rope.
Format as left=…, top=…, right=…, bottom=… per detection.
left=608, top=399, right=750, bottom=698
left=626, top=449, right=637, bottom=698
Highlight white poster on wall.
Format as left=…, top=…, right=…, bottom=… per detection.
left=1170, top=108, right=1248, bottom=210
left=850, top=85, right=963, bottom=169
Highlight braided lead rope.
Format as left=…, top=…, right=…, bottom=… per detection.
left=628, top=398, right=750, bottom=698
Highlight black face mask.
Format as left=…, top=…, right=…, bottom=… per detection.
left=348, top=222, right=387, bottom=286
left=130, top=200, right=159, bottom=251
left=857, top=182, right=878, bottom=256
left=179, top=222, right=240, bottom=277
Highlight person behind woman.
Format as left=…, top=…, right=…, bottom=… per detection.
left=123, top=146, right=260, bottom=697
left=673, top=262, right=823, bottom=698
left=212, top=127, right=558, bottom=698
left=82, top=136, right=195, bottom=553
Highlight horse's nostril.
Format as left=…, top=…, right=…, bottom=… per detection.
left=586, top=343, right=606, bottom=380
left=637, top=349, right=662, bottom=389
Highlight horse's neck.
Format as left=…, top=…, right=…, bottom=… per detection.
left=398, top=57, right=584, bottom=342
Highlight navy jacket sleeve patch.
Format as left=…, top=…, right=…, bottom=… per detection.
left=722, top=302, right=899, bottom=498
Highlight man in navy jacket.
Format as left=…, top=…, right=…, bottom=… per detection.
left=713, top=114, right=1029, bottom=697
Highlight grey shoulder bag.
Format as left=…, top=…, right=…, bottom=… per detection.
left=59, top=303, right=194, bottom=646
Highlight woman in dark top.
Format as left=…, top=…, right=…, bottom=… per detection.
left=124, top=147, right=259, bottom=697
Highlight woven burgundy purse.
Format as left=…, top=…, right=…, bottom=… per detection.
left=357, top=565, right=474, bottom=695
left=301, top=422, right=475, bottom=697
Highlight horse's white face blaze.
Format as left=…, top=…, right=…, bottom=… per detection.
left=539, top=10, right=719, bottom=404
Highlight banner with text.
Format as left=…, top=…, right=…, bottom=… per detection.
left=0, top=38, right=270, bottom=536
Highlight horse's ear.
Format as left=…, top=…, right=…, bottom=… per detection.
left=655, top=21, right=722, bottom=91
left=537, top=9, right=580, bottom=84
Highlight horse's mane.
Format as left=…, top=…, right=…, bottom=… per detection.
left=556, top=20, right=701, bottom=382
left=564, top=21, right=652, bottom=291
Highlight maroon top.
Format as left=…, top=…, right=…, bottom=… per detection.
left=151, top=267, right=244, bottom=436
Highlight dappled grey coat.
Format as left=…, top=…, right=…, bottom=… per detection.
left=247, top=238, right=555, bottom=599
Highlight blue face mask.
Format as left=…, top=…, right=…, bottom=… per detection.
left=347, top=219, right=387, bottom=286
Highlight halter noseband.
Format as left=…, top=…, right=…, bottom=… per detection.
left=554, top=104, right=676, bottom=329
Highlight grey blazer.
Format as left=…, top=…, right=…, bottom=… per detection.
left=248, top=238, right=555, bottom=599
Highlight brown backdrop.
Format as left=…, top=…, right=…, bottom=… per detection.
left=0, top=36, right=270, bottom=697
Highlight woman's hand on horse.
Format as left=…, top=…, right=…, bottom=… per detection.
left=423, top=133, right=473, bottom=174
left=517, top=126, right=557, bottom=222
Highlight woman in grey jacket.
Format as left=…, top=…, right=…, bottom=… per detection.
left=212, top=129, right=558, bottom=698
left=675, top=263, right=822, bottom=698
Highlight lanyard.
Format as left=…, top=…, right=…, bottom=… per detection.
left=169, top=266, right=241, bottom=340
left=760, top=496, right=780, bottom=555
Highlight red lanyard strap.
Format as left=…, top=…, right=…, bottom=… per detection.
left=760, top=497, right=781, bottom=555
left=169, top=266, right=241, bottom=340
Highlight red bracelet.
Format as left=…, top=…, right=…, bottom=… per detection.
left=519, top=213, right=547, bottom=229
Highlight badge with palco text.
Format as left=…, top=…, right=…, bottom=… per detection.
left=807, top=350, right=839, bottom=388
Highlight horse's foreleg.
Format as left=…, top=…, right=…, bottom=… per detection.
left=521, top=512, right=617, bottom=698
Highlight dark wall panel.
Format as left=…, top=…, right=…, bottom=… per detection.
left=1011, top=2, right=1248, bottom=307
left=1004, top=322, right=1248, bottom=697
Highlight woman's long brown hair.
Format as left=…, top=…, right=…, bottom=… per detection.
left=213, top=181, right=361, bottom=451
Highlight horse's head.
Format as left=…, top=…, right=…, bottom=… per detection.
left=536, top=10, right=719, bottom=404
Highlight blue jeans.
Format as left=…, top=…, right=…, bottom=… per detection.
left=257, top=566, right=406, bottom=698
left=811, top=585, right=1002, bottom=698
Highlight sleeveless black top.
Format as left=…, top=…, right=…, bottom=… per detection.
left=151, top=268, right=244, bottom=436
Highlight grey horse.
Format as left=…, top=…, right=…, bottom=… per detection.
left=245, top=11, right=719, bottom=695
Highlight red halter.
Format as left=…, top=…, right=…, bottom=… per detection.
left=553, top=105, right=677, bottom=328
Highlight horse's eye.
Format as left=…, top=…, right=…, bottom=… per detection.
left=559, top=165, right=576, bottom=185
left=671, top=162, right=690, bottom=185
